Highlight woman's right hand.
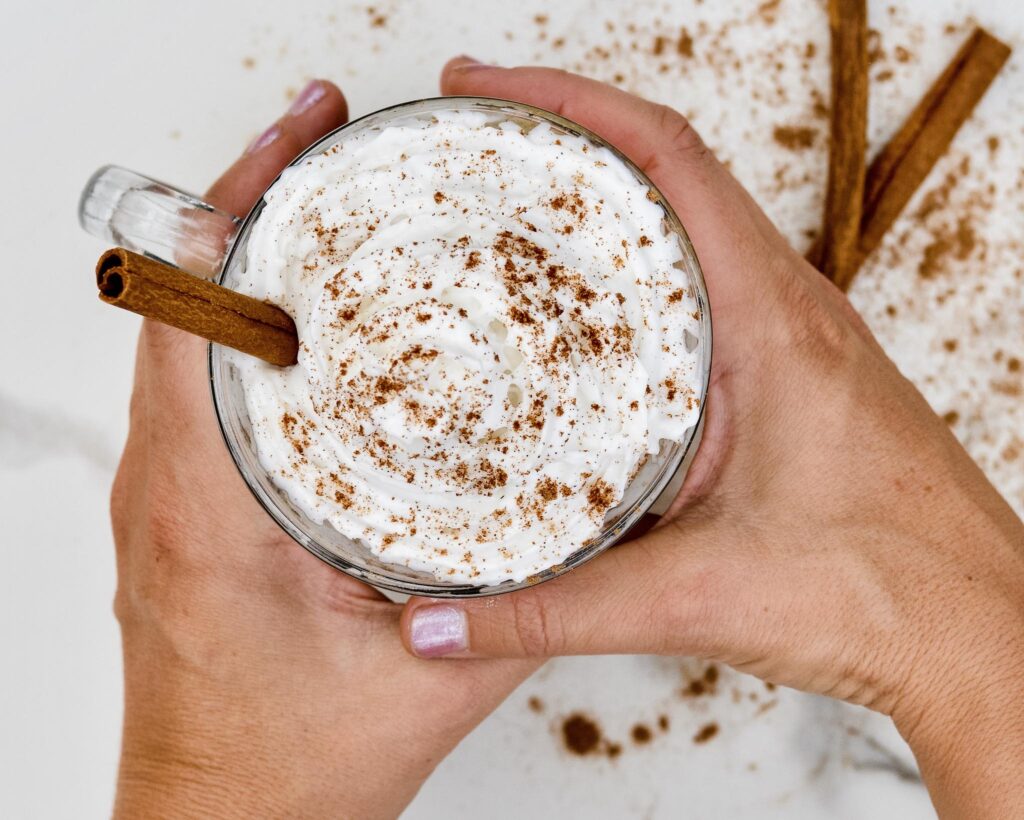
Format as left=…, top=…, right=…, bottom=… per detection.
left=401, top=58, right=1024, bottom=819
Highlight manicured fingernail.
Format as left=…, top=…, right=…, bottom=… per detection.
left=288, top=80, right=326, bottom=116
left=450, top=55, right=492, bottom=71
left=246, top=123, right=282, bottom=154
left=409, top=605, right=468, bottom=658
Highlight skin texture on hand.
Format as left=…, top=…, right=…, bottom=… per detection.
left=400, top=59, right=1024, bottom=819
left=110, top=79, right=538, bottom=820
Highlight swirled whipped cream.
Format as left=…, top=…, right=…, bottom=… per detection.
left=229, top=108, right=704, bottom=584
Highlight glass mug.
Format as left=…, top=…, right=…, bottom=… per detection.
left=79, top=97, right=712, bottom=597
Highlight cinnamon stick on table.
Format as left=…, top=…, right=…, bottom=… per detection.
left=811, top=0, right=869, bottom=285
left=96, top=248, right=299, bottom=366
left=850, top=27, right=1011, bottom=280
left=809, top=26, right=1011, bottom=291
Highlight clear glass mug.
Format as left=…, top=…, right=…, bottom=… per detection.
left=79, top=97, right=712, bottom=598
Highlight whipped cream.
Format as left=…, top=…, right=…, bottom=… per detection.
left=229, top=108, right=704, bottom=584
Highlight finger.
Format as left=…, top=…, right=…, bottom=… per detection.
left=205, top=79, right=348, bottom=216
left=400, top=516, right=748, bottom=659
left=142, top=79, right=349, bottom=388
left=439, top=58, right=788, bottom=283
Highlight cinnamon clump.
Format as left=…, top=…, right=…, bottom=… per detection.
left=692, top=722, right=720, bottom=744
left=772, top=125, right=817, bottom=151
left=586, top=479, right=615, bottom=516
left=560, top=713, right=621, bottom=759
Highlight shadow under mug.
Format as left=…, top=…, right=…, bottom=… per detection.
left=79, top=96, right=713, bottom=598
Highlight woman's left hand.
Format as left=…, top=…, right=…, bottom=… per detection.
left=109, top=79, right=536, bottom=820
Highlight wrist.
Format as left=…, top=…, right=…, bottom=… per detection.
left=114, top=649, right=459, bottom=820
left=891, top=517, right=1024, bottom=817
left=115, top=707, right=433, bottom=820
left=894, top=648, right=1024, bottom=818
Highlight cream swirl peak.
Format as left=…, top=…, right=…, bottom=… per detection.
left=229, top=109, right=704, bottom=584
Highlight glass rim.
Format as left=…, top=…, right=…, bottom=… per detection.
left=209, top=95, right=713, bottom=597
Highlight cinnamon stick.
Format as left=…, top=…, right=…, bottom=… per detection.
left=96, top=248, right=298, bottom=366
left=812, top=0, right=869, bottom=285
left=851, top=27, right=1011, bottom=281
left=809, top=26, right=1011, bottom=291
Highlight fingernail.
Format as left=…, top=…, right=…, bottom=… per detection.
left=409, top=605, right=468, bottom=658
left=450, top=55, right=493, bottom=72
left=246, top=123, right=282, bottom=154
left=288, top=80, right=326, bottom=116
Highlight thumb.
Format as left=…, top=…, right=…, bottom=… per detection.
left=440, top=59, right=791, bottom=299
left=400, top=517, right=745, bottom=659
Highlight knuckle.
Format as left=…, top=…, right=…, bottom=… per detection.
left=142, top=493, right=192, bottom=569
left=776, top=267, right=858, bottom=368
left=655, top=525, right=728, bottom=655
left=509, top=590, right=563, bottom=656
left=659, top=576, right=717, bottom=654
left=112, top=584, right=136, bottom=627
left=127, top=380, right=146, bottom=425
left=652, top=105, right=708, bottom=166
left=109, top=461, right=132, bottom=542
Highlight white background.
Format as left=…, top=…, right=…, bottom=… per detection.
left=2, top=0, right=1022, bottom=817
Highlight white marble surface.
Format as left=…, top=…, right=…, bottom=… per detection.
left=2, top=0, right=1022, bottom=817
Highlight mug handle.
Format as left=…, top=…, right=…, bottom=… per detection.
left=78, top=165, right=241, bottom=279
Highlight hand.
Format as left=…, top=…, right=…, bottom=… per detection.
left=401, top=60, right=1024, bottom=817
left=110, top=79, right=536, bottom=820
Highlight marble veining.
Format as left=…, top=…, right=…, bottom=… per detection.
left=0, top=389, right=118, bottom=473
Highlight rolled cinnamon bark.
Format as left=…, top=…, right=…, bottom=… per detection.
left=812, top=0, right=869, bottom=286
left=808, top=26, right=1011, bottom=291
left=852, top=27, right=1011, bottom=279
left=96, top=248, right=298, bottom=366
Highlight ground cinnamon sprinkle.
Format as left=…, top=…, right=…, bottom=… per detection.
left=562, top=714, right=601, bottom=755
left=756, top=0, right=782, bottom=24
left=677, top=27, right=694, bottom=57
left=918, top=216, right=977, bottom=279
left=509, top=306, right=534, bottom=325
left=373, top=375, right=406, bottom=404
left=474, top=459, right=508, bottom=492
left=772, top=125, right=817, bottom=151
left=526, top=395, right=547, bottom=430
left=682, top=662, right=720, bottom=697
left=537, top=477, right=560, bottom=502
left=693, top=722, right=720, bottom=744
left=586, top=479, right=615, bottom=515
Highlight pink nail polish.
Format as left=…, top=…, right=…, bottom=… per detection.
left=410, top=606, right=468, bottom=658
left=452, top=60, right=494, bottom=72
left=288, top=80, right=326, bottom=116
left=246, top=123, right=282, bottom=154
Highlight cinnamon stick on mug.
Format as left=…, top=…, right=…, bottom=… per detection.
left=811, top=0, right=869, bottom=285
left=96, top=248, right=299, bottom=366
